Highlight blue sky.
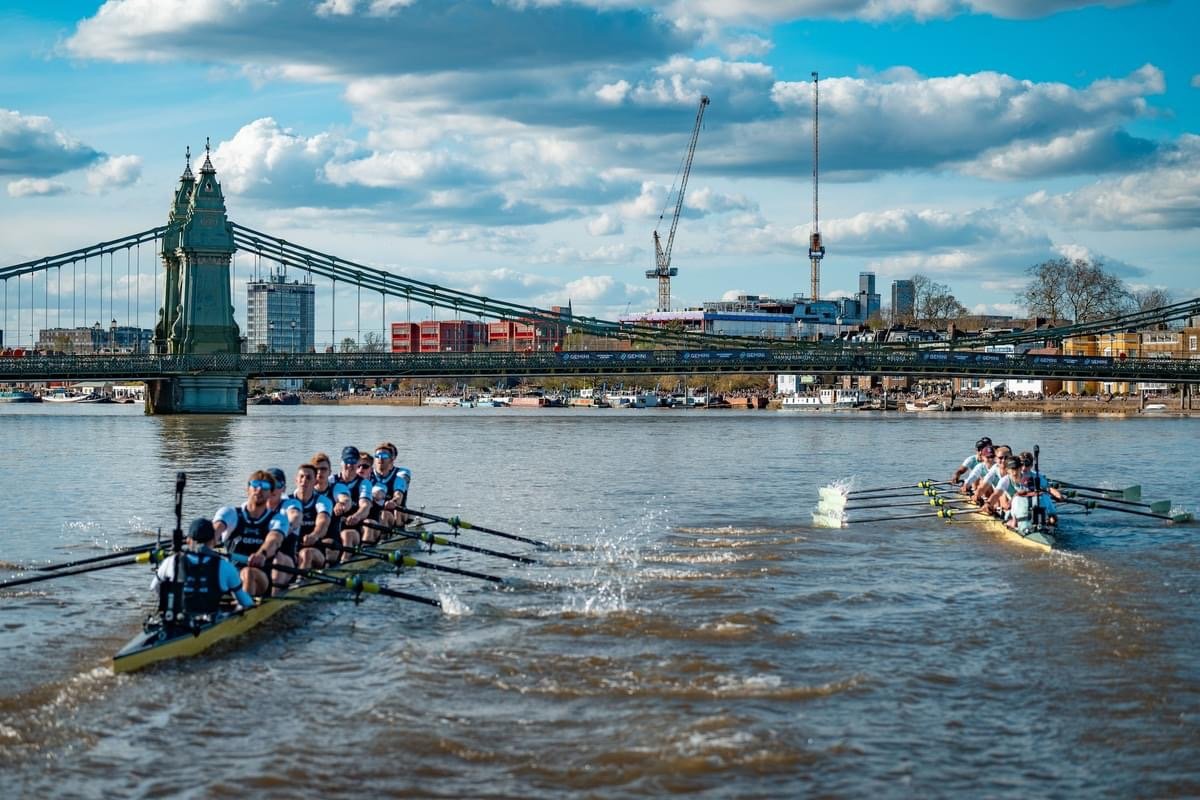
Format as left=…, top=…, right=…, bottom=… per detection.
left=1, top=0, right=1197, bottom=326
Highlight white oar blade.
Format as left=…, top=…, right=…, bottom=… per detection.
left=819, top=487, right=848, bottom=504
left=811, top=511, right=846, bottom=528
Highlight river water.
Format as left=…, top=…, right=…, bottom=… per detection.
left=0, top=404, right=1197, bottom=798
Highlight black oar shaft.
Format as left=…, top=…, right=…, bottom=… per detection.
left=398, top=507, right=547, bottom=548
left=846, top=481, right=951, bottom=496
left=365, top=521, right=538, bottom=564
left=36, top=542, right=161, bottom=572
left=1062, top=498, right=1187, bottom=522
left=1, top=552, right=159, bottom=591
left=330, top=544, right=504, bottom=584
left=270, top=562, right=441, bottom=607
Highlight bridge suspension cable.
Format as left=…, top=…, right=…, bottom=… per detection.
left=229, top=222, right=795, bottom=351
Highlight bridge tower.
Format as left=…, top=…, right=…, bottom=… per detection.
left=146, top=142, right=247, bottom=414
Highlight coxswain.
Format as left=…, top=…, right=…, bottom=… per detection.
left=213, top=470, right=290, bottom=597
left=1007, top=476, right=1055, bottom=533
left=952, top=437, right=992, bottom=484
left=287, top=463, right=333, bottom=571
left=150, top=518, right=254, bottom=626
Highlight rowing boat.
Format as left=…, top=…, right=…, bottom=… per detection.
left=948, top=501, right=1058, bottom=551
left=112, top=528, right=421, bottom=673
left=815, top=485, right=1059, bottom=551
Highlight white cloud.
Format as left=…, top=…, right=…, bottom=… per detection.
left=671, top=1, right=1137, bottom=23
left=85, top=154, right=142, bottom=193
left=0, top=108, right=102, bottom=177
left=1022, top=135, right=1200, bottom=230
left=1192, top=74, right=1200, bottom=89
left=587, top=212, right=624, bottom=236
left=7, top=178, right=70, bottom=198
left=764, top=65, right=1164, bottom=179
left=720, top=288, right=747, bottom=300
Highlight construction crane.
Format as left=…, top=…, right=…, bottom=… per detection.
left=808, top=71, right=825, bottom=301
left=648, top=95, right=709, bottom=312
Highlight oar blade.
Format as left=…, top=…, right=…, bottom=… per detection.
left=1108, top=485, right=1141, bottom=502
left=1148, top=500, right=1172, bottom=515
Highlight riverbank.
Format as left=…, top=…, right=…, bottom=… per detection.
left=297, top=392, right=1197, bottom=415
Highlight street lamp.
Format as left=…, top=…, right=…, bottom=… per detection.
left=291, top=319, right=297, bottom=353
left=268, top=320, right=274, bottom=353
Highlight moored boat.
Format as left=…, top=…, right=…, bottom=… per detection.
left=0, top=389, right=40, bottom=403
left=904, top=399, right=946, bottom=412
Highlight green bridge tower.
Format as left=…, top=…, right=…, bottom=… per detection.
left=146, top=142, right=247, bottom=414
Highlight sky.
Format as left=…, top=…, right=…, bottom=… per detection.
left=1, top=0, right=1198, bottom=327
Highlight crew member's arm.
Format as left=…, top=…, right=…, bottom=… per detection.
left=213, top=506, right=238, bottom=545
left=217, top=559, right=255, bottom=609
left=307, top=510, right=331, bottom=546
left=345, top=497, right=373, bottom=527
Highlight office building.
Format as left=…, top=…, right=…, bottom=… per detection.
left=246, top=271, right=315, bottom=353
left=892, top=279, right=916, bottom=320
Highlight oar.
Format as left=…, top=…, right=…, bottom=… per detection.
left=397, top=508, right=549, bottom=549
left=835, top=496, right=974, bottom=512
left=1060, top=490, right=1173, bottom=515
left=843, top=480, right=954, bottom=496
left=364, top=521, right=539, bottom=565
left=267, top=561, right=442, bottom=607
left=35, top=542, right=163, bottom=572
left=326, top=543, right=517, bottom=585
left=1051, top=481, right=1141, bottom=502
left=0, top=550, right=166, bottom=591
left=1059, top=498, right=1192, bottom=524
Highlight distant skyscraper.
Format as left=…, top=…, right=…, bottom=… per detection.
left=246, top=270, right=315, bottom=353
left=855, top=272, right=881, bottom=320
left=892, top=279, right=916, bottom=320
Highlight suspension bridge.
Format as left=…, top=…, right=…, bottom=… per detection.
left=3, top=148, right=1200, bottom=413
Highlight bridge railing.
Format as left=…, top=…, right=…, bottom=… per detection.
left=2, top=347, right=1200, bottom=382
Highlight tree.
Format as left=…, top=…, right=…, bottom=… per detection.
left=1018, top=257, right=1129, bottom=323
left=339, top=337, right=359, bottom=353
left=911, top=274, right=967, bottom=328
left=362, top=331, right=387, bottom=353
left=1132, top=287, right=1172, bottom=313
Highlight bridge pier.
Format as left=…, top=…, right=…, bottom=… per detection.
left=145, top=375, right=247, bottom=415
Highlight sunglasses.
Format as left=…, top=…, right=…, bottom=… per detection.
left=356, top=463, right=372, bottom=470
left=375, top=452, right=392, bottom=459
left=248, top=480, right=273, bottom=490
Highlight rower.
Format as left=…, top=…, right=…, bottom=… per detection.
left=971, top=444, right=1012, bottom=505
left=287, top=463, right=333, bottom=571
left=952, top=437, right=992, bottom=484
left=150, top=518, right=254, bottom=627
left=337, top=447, right=376, bottom=544
left=984, top=456, right=1024, bottom=517
left=213, top=470, right=290, bottom=597
left=312, top=451, right=360, bottom=564
left=959, top=445, right=995, bottom=495
left=371, top=442, right=408, bottom=518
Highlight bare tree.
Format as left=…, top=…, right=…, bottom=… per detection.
left=1018, top=257, right=1130, bottom=323
left=911, top=274, right=967, bottom=328
left=1132, top=287, right=1172, bottom=313
left=362, top=331, right=387, bottom=353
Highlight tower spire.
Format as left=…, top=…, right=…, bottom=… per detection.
left=200, top=136, right=215, bottom=173
left=181, top=145, right=194, bottom=181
